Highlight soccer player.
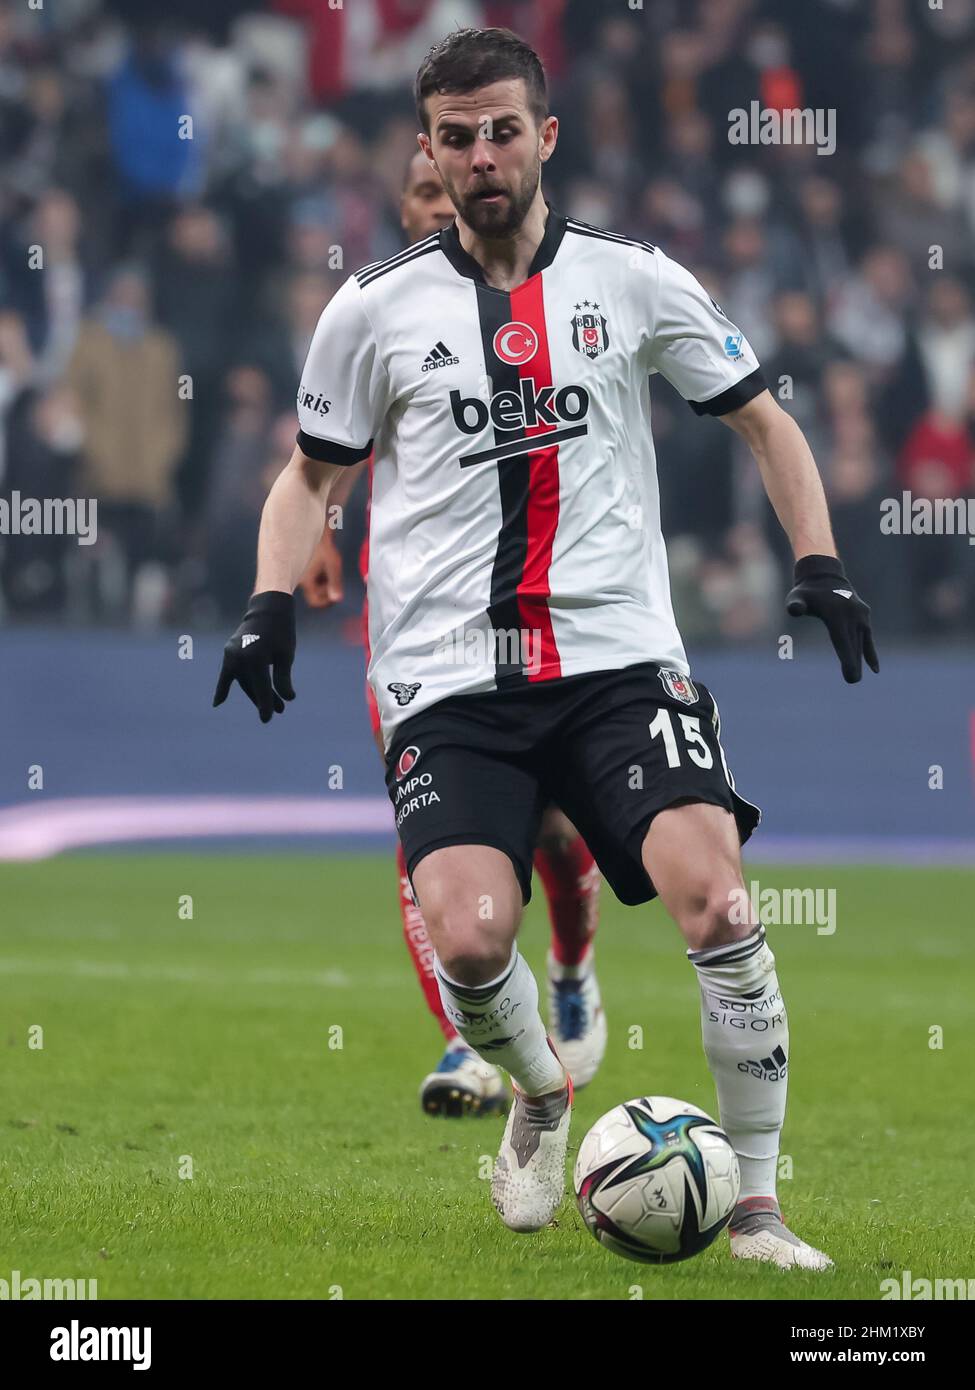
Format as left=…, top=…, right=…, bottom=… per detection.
left=300, top=152, right=605, bottom=1118
left=214, top=28, right=878, bottom=1270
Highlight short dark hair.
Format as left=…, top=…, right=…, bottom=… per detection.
left=414, top=27, right=548, bottom=134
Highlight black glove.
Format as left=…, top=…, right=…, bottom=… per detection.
left=786, top=554, right=879, bottom=684
left=213, top=590, right=296, bottom=723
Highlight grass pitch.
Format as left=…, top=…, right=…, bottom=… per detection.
left=2, top=854, right=973, bottom=1300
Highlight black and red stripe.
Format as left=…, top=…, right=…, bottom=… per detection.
left=474, top=276, right=562, bottom=685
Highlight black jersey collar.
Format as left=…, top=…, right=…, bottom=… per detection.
left=439, top=202, right=567, bottom=287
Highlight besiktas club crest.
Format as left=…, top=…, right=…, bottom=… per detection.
left=658, top=668, right=699, bottom=705
left=571, top=301, right=609, bottom=359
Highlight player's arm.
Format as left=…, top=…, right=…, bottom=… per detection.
left=645, top=250, right=877, bottom=684
left=254, top=445, right=346, bottom=595
left=720, top=390, right=878, bottom=683
left=720, top=390, right=832, bottom=556
left=299, top=456, right=369, bottom=609
left=211, top=447, right=345, bottom=722
left=214, top=274, right=388, bottom=722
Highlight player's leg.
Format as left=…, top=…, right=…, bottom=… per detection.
left=412, top=843, right=571, bottom=1231
left=413, top=843, right=564, bottom=1094
left=547, top=662, right=830, bottom=1267
left=534, top=807, right=606, bottom=1088
left=397, top=839, right=509, bottom=1117
left=641, top=801, right=832, bottom=1270
left=367, top=671, right=508, bottom=1116
left=386, top=693, right=578, bottom=1231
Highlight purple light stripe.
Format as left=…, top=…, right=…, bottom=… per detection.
left=0, top=796, right=393, bottom=860
left=0, top=798, right=971, bottom=865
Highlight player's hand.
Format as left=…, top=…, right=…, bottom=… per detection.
left=300, top=528, right=344, bottom=609
left=213, top=590, right=296, bottom=722
left=786, top=554, right=879, bottom=684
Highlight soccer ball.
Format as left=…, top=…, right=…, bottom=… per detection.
left=574, top=1096, right=740, bottom=1264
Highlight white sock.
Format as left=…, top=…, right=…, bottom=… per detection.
left=434, top=947, right=565, bottom=1096
left=689, top=927, right=787, bottom=1203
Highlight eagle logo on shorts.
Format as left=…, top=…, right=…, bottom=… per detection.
left=658, top=668, right=698, bottom=705
left=388, top=681, right=421, bottom=707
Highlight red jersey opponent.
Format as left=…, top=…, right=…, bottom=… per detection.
left=300, top=151, right=604, bottom=1117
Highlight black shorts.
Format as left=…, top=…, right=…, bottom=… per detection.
left=384, top=661, right=761, bottom=907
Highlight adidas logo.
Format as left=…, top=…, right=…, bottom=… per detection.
left=737, top=1044, right=788, bottom=1081
left=421, top=341, right=460, bottom=373
left=833, top=588, right=853, bottom=599
left=241, top=633, right=259, bottom=648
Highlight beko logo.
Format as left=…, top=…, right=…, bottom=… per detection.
left=450, top=379, right=589, bottom=434
left=449, top=378, right=591, bottom=467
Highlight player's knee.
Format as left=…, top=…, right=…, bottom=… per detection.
left=424, top=896, right=514, bottom=983
left=679, top=879, right=750, bottom=953
left=437, top=933, right=512, bottom=986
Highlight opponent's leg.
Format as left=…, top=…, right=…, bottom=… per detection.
left=398, top=840, right=457, bottom=1042
left=535, top=810, right=600, bottom=967
left=534, top=808, right=606, bottom=1088
left=412, top=844, right=571, bottom=1231
left=642, top=801, right=832, bottom=1270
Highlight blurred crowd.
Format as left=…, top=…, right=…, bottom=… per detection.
left=1, top=0, right=974, bottom=640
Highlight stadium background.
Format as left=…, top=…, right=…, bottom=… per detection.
left=1, top=0, right=974, bottom=1304
left=1, top=0, right=973, bottom=850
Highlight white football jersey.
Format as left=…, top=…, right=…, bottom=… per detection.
left=297, top=209, right=765, bottom=745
